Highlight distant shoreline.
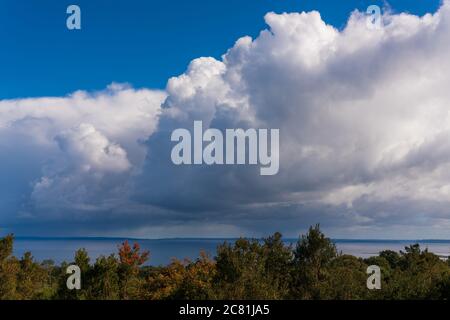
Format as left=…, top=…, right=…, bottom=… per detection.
left=9, top=236, right=450, bottom=243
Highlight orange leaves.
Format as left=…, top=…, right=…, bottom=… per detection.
left=118, top=240, right=150, bottom=268
left=145, top=251, right=217, bottom=300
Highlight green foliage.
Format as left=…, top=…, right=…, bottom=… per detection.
left=291, top=224, right=337, bottom=299
left=214, top=232, right=292, bottom=299
left=387, top=245, right=449, bottom=299
left=17, top=252, right=48, bottom=299
left=0, top=237, right=50, bottom=299
left=89, top=255, right=120, bottom=300
left=0, top=235, right=20, bottom=299
left=322, top=255, right=368, bottom=299
left=1, top=226, right=450, bottom=300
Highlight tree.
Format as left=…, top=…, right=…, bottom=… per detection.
left=55, top=248, right=92, bottom=300
left=17, top=252, right=47, bottom=299
left=118, top=240, right=149, bottom=299
left=214, top=234, right=291, bottom=299
left=261, top=232, right=293, bottom=298
left=0, top=235, right=19, bottom=299
left=364, top=255, right=393, bottom=300
left=291, top=224, right=337, bottom=299
left=89, top=255, right=120, bottom=300
left=0, top=234, right=14, bottom=261
left=145, top=259, right=187, bottom=300
left=388, top=244, right=449, bottom=299
left=173, top=252, right=216, bottom=300
left=321, top=255, right=368, bottom=299
left=145, top=252, right=216, bottom=300
left=379, top=250, right=401, bottom=269
left=2, top=227, right=450, bottom=300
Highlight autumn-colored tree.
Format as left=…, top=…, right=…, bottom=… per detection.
left=146, top=252, right=216, bottom=300
left=3, top=226, right=450, bottom=300
left=118, top=241, right=149, bottom=267
left=145, top=259, right=188, bottom=300
left=179, top=252, right=216, bottom=300
left=118, top=241, right=149, bottom=299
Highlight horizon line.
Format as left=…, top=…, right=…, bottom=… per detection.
left=5, top=236, right=450, bottom=243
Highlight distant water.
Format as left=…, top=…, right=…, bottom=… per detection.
left=11, top=238, right=450, bottom=266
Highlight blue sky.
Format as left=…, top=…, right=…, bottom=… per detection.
left=0, top=0, right=441, bottom=99
left=2, top=0, right=450, bottom=239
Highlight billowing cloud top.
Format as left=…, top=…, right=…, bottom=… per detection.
left=2, top=3, right=450, bottom=238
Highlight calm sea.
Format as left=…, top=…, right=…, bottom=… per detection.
left=11, top=238, right=450, bottom=266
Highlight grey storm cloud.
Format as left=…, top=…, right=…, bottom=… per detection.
left=2, top=3, right=450, bottom=238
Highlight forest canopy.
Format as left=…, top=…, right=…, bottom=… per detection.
left=1, top=225, right=449, bottom=300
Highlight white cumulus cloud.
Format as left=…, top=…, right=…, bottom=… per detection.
left=3, top=3, right=450, bottom=238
